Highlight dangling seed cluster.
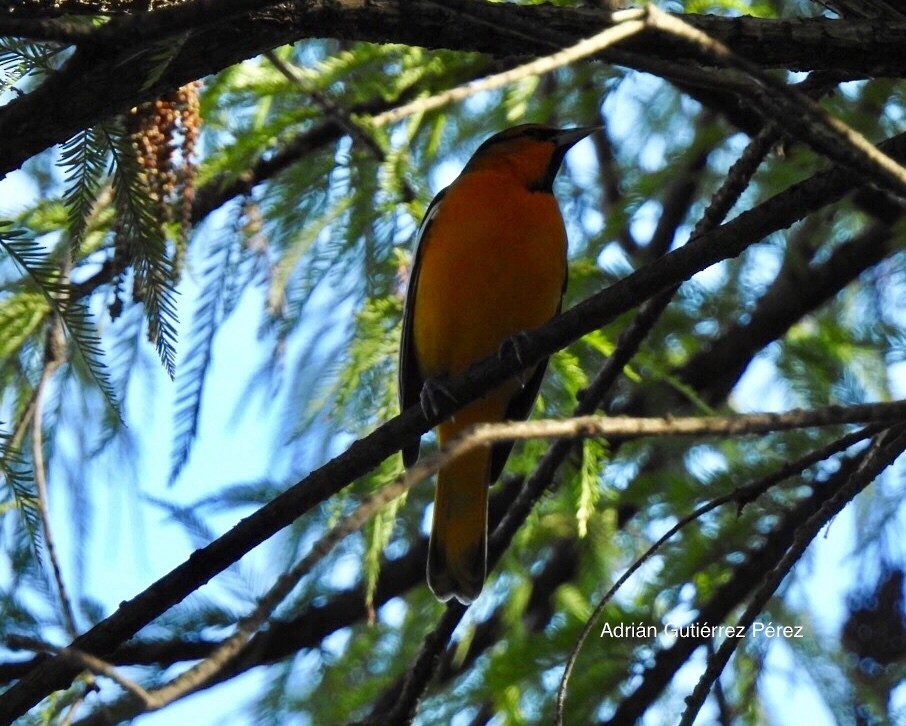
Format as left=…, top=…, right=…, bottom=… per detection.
left=125, top=80, right=202, bottom=240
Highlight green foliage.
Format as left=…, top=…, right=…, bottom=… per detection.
left=577, top=439, right=608, bottom=538
left=1, top=10, right=904, bottom=726
left=0, top=223, right=118, bottom=411
left=60, top=126, right=110, bottom=252
left=105, top=122, right=180, bottom=379
left=170, top=231, right=239, bottom=483
left=0, top=291, right=46, bottom=359
left=0, top=38, right=63, bottom=93
left=332, top=295, right=403, bottom=432
left=363, top=476, right=404, bottom=610
left=0, top=425, right=40, bottom=551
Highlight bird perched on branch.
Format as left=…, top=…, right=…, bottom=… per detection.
left=399, top=123, right=599, bottom=604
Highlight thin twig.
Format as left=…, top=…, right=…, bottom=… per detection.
left=264, top=51, right=384, bottom=161
left=445, top=401, right=906, bottom=456
left=117, top=448, right=453, bottom=715
left=590, top=110, right=639, bottom=257
left=643, top=111, right=717, bottom=261
left=7, top=636, right=151, bottom=705
left=366, top=10, right=647, bottom=129
left=190, top=89, right=418, bottom=221
left=32, top=319, right=78, bottom=639
left=554, top=424, right=881, bottom=722
left=264, top=50, right=416, bottom=203
left=691, top=124, right=780, bottom=239
left=677, top=426, right=906, bottom=725
left=707, top=639, right=734, bottom=726
left=646, top=5, right=906, bottom=200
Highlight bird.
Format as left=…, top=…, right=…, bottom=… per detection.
left=399, top=123, right=599, bottom=604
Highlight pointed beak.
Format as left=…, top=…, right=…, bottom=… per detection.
left=553, top=125, right=602, bottom=150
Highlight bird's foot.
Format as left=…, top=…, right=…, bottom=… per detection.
left=498, top=331, right=532, bottom=387
left=420, top=376, right=457, bottom=420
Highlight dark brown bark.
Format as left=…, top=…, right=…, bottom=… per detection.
left=2, top=3, right=906, bottom=179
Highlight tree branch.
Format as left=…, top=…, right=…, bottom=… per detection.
left=424, top=402, right=906, bottom=450
left=6, top=46, right=906, bottom=726
left=555, top=424, right=882, bottom=724
left=679, top=217, right=896, bottom=404
left=646, top=6, right=906, bottom=200
left=3, top=4, right=906, bottom=178
left=6, top=637, right=151, bottom=708
left=365, top=9, right=647, bottom=128
left=32, top=321, right=79, bottom=640
left=678, top=426, right=906, bottom=724
left=601, top=445, right=871, bottom=724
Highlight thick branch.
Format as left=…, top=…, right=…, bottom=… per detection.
left=3, top=4, right=906, bottom=177
left=680, top=217, right=895, bottom=403
left=4, top=118, right=905, bottom=722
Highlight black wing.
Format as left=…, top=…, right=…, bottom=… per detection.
left=488, top=360, right=549, bottom=482
left=399, top=187, right=448, bottom=468
left=488, top=269, right=567, bottom=482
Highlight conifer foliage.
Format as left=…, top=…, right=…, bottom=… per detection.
left=0, top=2, right=904, bottom=724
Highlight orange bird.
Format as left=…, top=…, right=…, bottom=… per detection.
left=399, top=124, right=598, bottom=604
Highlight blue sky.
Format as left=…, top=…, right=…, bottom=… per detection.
left=1, top=71, right=904, bottom=723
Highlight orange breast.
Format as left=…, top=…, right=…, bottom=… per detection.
left=412, top=169, right=567, bottom=379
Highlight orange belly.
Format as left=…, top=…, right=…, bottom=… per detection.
left=412, top=169, right=567, bottom=384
